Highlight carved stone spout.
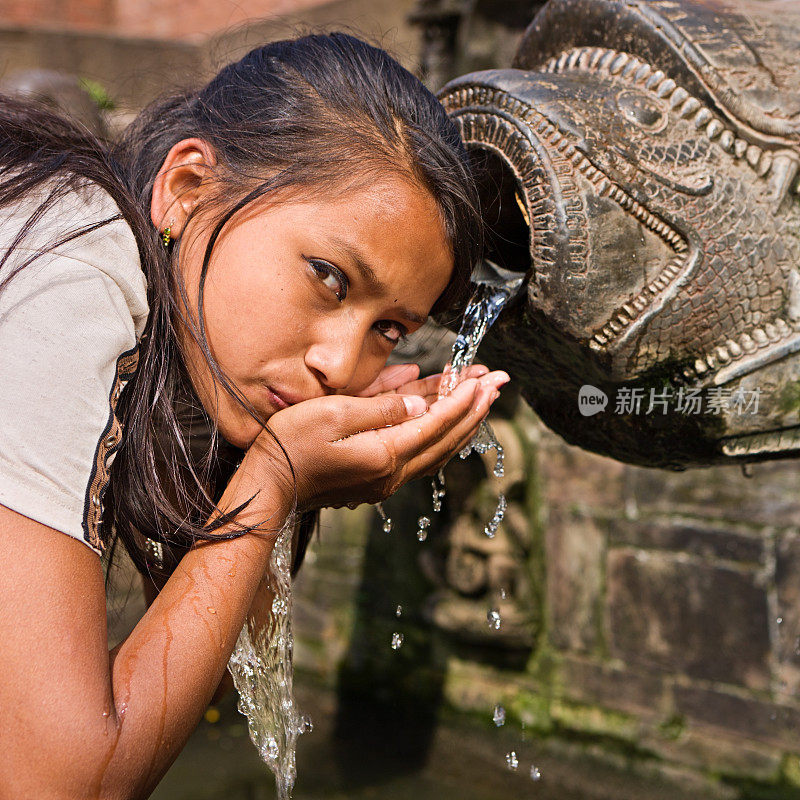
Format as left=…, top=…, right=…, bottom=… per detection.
left=441, top=0, right=800, bottom=468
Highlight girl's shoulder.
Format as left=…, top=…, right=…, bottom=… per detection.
left=0, top=178, right=150, bottom=556
left=0, top=176, right=149, bottom=337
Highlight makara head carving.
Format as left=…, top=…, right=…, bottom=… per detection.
left=441, top=0, right=800, bottom=468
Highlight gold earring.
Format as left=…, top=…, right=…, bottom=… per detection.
left=162, top=226, right=172, bottom=248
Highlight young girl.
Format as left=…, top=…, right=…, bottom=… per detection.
left=0, top=33, right=507, bottom=797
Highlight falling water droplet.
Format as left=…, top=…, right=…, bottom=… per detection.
left=487, top=609, right=502, bottom=630
left=431, top=469, right=447, bottom=512
left=493, top=705, right=506, bottom=726
left=506, top=751, right=519, bottom=770
left=376, top=502, right=392, bottom=533
left=417, top=515, right=430, bottom=542
left=391, top=632, right=404, bottom=650
left=297, top=714, right=314, bottom=734
left=484, top=494, right=507, bottom=538
left=778, top=617, right=784, bottom=624
left=530, top=765, right=542, bottom=781
left=500, top=588, right=507, bottom=600
left=395, top=605, right=403, bottom=618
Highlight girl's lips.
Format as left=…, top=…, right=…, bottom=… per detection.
left=264, top=385, right=291, bottom=410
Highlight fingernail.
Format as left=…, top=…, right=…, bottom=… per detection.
left=476, top=365, right=490, bottom=376
left=403, top=395, right=427, bottom=416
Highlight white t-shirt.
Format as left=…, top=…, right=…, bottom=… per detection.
left=0, top=180, right=149, bottom=554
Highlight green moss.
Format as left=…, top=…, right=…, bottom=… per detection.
left=778, top=381, right=800, bottom=416
left=657, top=713, right=686, bottom=741
left=551, top=697, right=639, bottom=742
left=508, top=688, right=554, bottom=735
left=782, top=755, right=800, bottom=789
left=78, top=77, right=115, bottom=111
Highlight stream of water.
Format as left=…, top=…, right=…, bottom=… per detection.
left=437, top=267, right=523, bottom=534
left=227, top=516, right=310, bottom=799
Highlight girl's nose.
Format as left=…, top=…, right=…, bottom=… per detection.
left=304, top=322, right=366, bottom=392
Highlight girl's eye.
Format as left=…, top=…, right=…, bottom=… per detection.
left=374, top=320, right=407, bottom=345
left=306, top=257, right=348, bottom=302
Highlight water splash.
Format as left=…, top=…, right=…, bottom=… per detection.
left=438, top=266, right=520, bottom=536
left=506, top=751, right=519, bottom=770
left=530, top=765, right=542, bottom=781
left=439, top=265, right=520, bottom=479
left=227, top=517, right=307, bottom=800
left=493, top=705, right=506, bottom=727
left=487, top=609, right=502, bottom=630
left=438, top=268, right=520, bottom=398
left=484, top=494, right=507, bottom=538
left=391, top=632, right=404, bottom=650
left=459, top=420, right=504, bottom=478
left=431, top=468, right=446, bottom=512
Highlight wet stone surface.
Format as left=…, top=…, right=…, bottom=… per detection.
left=607, top=549, right=771, bottom=690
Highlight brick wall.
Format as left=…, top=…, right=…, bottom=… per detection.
left=0, top=0, right=334, bottom=40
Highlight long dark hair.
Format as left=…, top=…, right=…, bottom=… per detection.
left=0, top=32, right=482, bottom=581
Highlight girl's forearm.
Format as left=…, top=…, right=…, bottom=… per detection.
left=102, top=483, right=292, bottom=798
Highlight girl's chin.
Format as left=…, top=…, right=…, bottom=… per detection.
left=218, top=413, right=275, bottom=451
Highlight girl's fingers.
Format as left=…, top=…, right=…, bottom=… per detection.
left=356, top=363, right=420, bottom=397
left=307, top=392, right=429, bottom=441
left=401, top=384, right=498, bottom=475
left=387, top=365, right=498, bottom=401
left=374, top=378, right=487, bottom=461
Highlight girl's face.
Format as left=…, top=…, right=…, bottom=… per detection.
left=177, top=176, right=454, bottom=448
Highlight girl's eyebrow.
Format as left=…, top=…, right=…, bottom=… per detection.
left=327, top=235, right=426, bottom=324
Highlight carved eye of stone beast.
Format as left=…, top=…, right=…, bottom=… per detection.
left=440, top=0, right=800, bottom=468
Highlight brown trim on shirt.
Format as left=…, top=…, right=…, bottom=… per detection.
left=82, top=344, right=139, bottom=551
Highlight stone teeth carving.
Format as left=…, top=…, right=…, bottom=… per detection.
left=720, top=130, right=735, bottom=151
left=679, top=97, right=701, bottom=117
left=670, top=87, right=689, bottom=107
left=746, top=145, right=762, bottom=168
left=654, top=77, right=675, bottom=96
left=716, top=346, right=731, bottom=364
left=706, top=120, right=723, bottom=138
left=694, top=108, right=712, bottom=127
left=752, top=328, right=769, bottom=346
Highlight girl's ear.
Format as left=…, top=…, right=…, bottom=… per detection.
left=150, top=138, right=218, bottom=239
